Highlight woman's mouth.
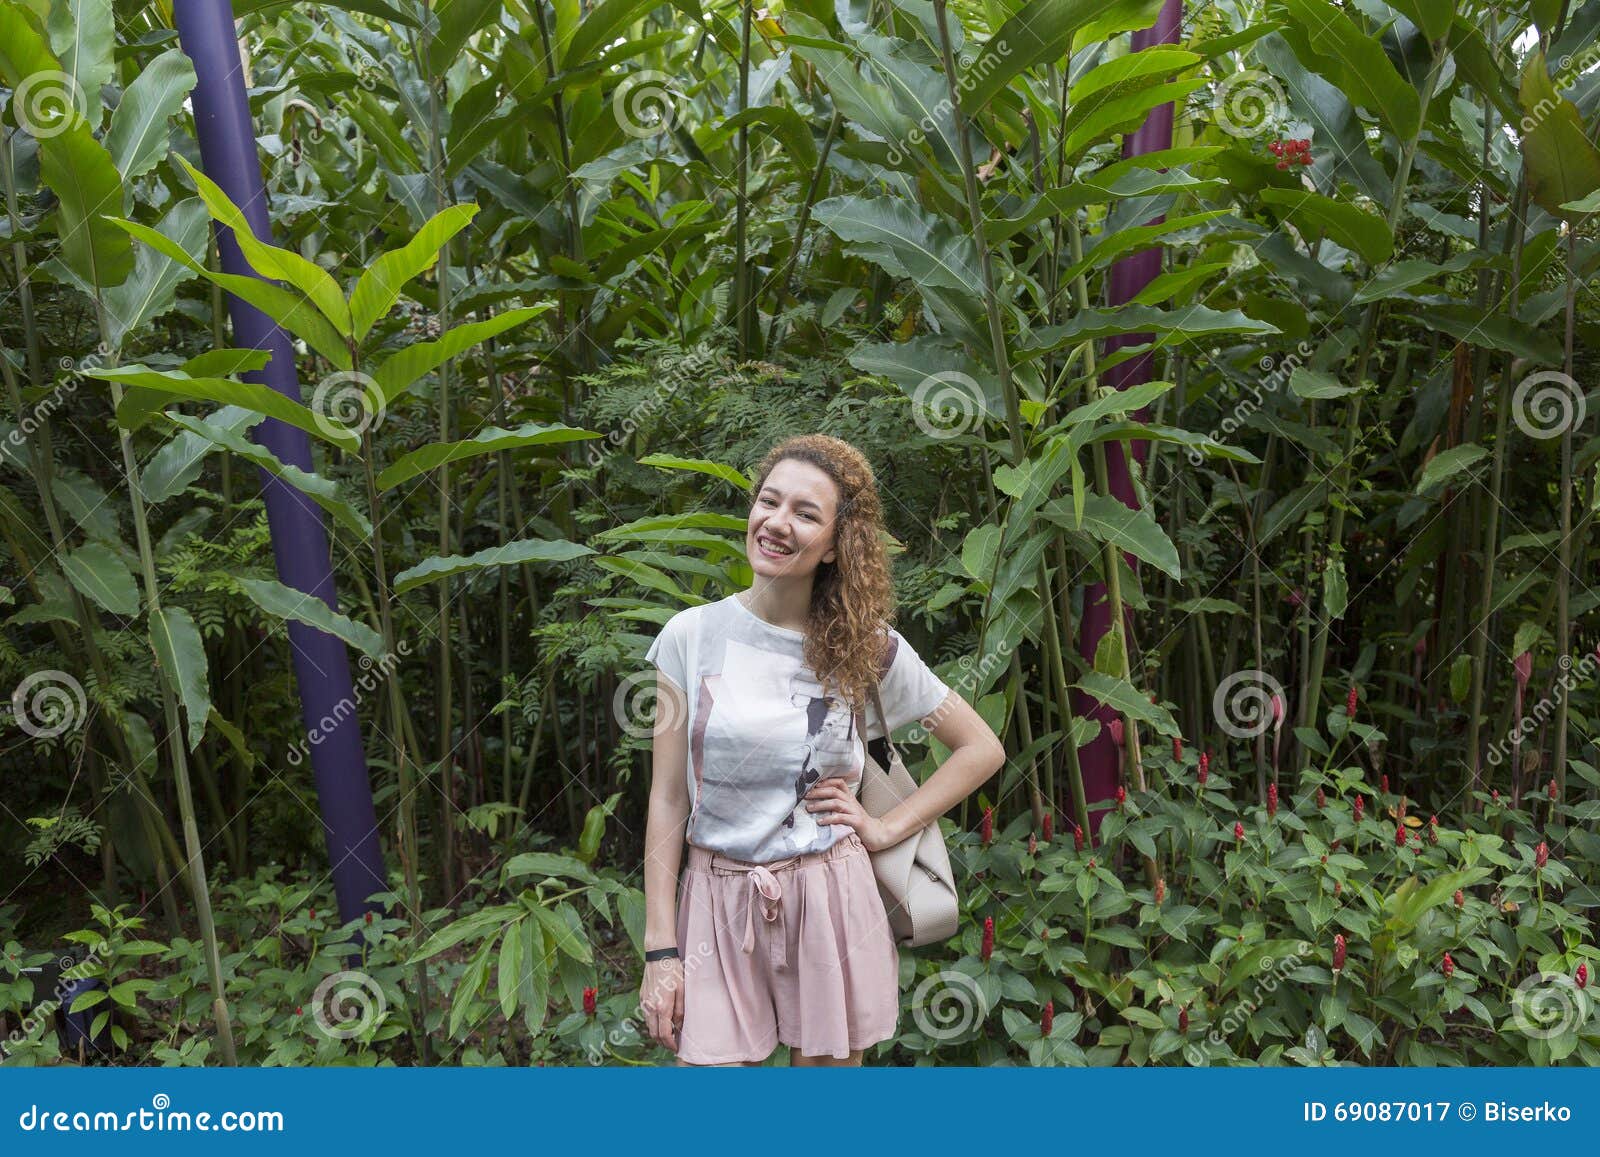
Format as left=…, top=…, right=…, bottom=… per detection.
left=756, top=535, right=794, bottom=558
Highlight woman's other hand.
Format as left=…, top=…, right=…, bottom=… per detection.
left=640, top=956, right=685, bottom=1053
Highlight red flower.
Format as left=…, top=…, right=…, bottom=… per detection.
left=1267, top=783, right=1278, bottom=818
left=1154, top=878, right=1166, bottom=904
left=309, top=909, right=317, bottom=921
left=1028, top=833, right=1037, bottom=856
left=1347, top=686, right=1359, bottom=719
left=1395, top=825, right=1407, bottom=848
left=295, top=1005, right=303, bottom=1016
left=1577, top=964, right=1588, bottom=990
left=1332, top=933, right=1346, bottom=973
left=1353, top=796, right=1364, bottom=823
left=1233, top=821, right=1245, bottom=843
left=1334, top=881, right=1343, bottom=897
left=981, top=916, right=994, bottom=962
left=1088, top=857, right=1096, bottom=869
left=1115, top=785, right=1127, bottom=811
left=1491, top=788, right=1500, bottom=804
left=365, top=911, right=373, bottom=925
left=1198, top=751, right=1210, bottom=785
left=1429, top=814, right=1438, bottom=828
left=1173, top=736, right=1183, bottom=762
left=1073, top=823, right=1084, bottom=853
left=1042, top=812, right=1053, bottom=842
left=1379, top=773, right=1388, bottom=795
left=1535, top=842, right=1549, bottom=870
left=1315, top=787, right=1326, bottom=810
left=583, top=986, right=597, bottom=1017
left=1178, top=1004, right=1189, bottom=1033
left=1108, top=718, right=1125, bottom=747
left=1548, top=778, right=1558, bottom=802
left=1428, top=823, right=1439, bottom=847
left=1454, top=889, right=1464, bottom=908
left=1042, top=999, right=1054, bottom=1036
left=1441, top=952, right=1455, bottom=978
left=980, top=806, right=993, bottom=846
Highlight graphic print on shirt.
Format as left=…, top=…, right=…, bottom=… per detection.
left=776, top=668, right=861, bottom=857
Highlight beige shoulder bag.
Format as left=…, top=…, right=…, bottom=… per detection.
left=853, top=683, right=960, bottom=948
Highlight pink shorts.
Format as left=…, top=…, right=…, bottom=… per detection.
left=673, top=829, right=901, bottom=1064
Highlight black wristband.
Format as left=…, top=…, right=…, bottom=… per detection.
left=645, top=946, right=679, bottom=962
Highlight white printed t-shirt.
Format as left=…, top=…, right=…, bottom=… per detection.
left=646, top=593, right=952, bottom=863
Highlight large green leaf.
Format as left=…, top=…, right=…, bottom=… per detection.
left=38, top=121, right=133, bottom=291
left=812, top=196, right=983, bottom=297
left=108, top=218, right=351, bottom=367
left=61, top=542, right=139, bottom=616
left=1386, top=0, right=1456, bottom=41
left=847, top=338, right=1004, bottom=420
left=1415, top=443, right=1488, bottom=495
left=635, top=453, right=752, bottom=492
left=143, top=405, right=258, bottom=503
left=959, top=0, right=1164, bottom=115
left=371, top=306, right=551, bottom=406
left=102, top=198, right=208, bottom=348
left=104, top=48, right=196, bottom=180
left=393, top=538, right=596, bottom=596
left=376, top=422, right=596, bottom=491
left=173, top=155, right=353, bottom=335
left=1258, top=188, right=1393, bottom=265
left=1057, top=380, right=1175, bottom=428
left=164, top=413, right=373, bottom=537
left=426, top=0, right=502, bottom=75
left=1020, top=304, right=1279, bottom=358
left=349, top=204, right=479, bottom=342
left=562, top=0, right=662, bottom=69
left=88, top=365, right=361, bottom=452
left=1349, top=250, right=1496, bottom=305
left=1272, top=0, right=1420, bottom=139
left=1517, top=49, right=1600, bottom=219
left=1073, top=670, right=1181, bottom=737
left=235, top=577, right=387, bottom=659
left=149, top=606, right=210, bottom=750
left=1042, top=492, right=1182, bottom=580
left=49, top=0, right=114, bottom=107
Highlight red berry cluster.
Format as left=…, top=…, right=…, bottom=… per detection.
left=1270, top=137, right=1312, bottom=168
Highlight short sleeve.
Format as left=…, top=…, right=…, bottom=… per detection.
left=644, top=612, right=689, bottom=694
left=869, top=628, right=952, bottom=737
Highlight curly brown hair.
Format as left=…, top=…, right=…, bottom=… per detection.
left=749, top=435, right=897, bottom=713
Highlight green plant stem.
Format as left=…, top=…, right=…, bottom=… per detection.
left=1552, top=226, right=1577, bottom=795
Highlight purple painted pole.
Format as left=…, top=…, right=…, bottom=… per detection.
left=1072, top=0, right=1182, bottom=838
left=175, top=0, right=387, bottom=921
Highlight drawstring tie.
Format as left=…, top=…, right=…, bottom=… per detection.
left=741, top=865, right=785, bottom=966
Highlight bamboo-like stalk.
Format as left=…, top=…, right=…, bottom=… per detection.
left=95, top=298, right=237, bottom=1066
left=733, top=0, right=753, bottom=357
left=1300, top=41, right=1450, bottom=754
left=1552, top=224, right=1578, bottom=795
left=765, top=110, right=842, bottom=355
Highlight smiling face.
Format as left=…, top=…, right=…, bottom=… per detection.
left=747, top=458, right=841, bottom=579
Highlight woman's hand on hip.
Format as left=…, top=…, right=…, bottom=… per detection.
left=805, top=778, right=895, bottom=852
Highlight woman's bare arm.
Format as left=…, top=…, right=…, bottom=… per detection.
left=644, top=672, right=691, bottom=951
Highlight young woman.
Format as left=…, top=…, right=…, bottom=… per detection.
left=638, top=434, right=1005, bottom=1066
